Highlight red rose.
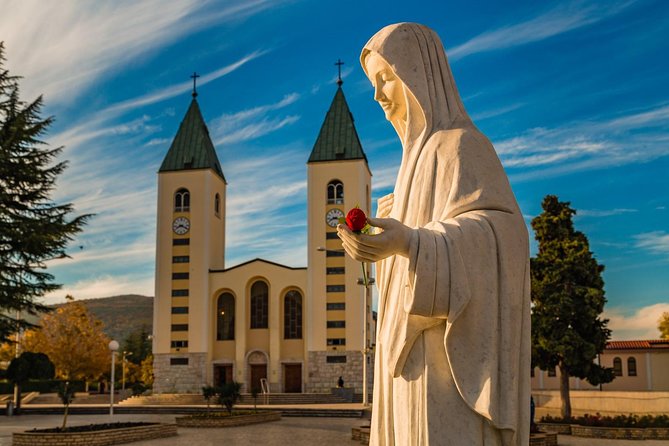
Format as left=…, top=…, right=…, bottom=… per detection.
left=346, top=207, right=367, bottom=232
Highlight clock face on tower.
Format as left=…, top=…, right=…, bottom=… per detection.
left=326, top=208, right=344, bottom=227
left=172, top=217, right=190, bottom=235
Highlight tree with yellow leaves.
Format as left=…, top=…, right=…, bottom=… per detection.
left=659, top=312, right=669, bottom=340
left=22, top=296, right=109, bottom=386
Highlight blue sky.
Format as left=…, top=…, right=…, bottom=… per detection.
left=1, top=0, right=667, bottom=339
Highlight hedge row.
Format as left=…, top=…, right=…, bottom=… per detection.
left=0, top=380, right=92, bottom=394
left=541, top=414, right=669, bottom=428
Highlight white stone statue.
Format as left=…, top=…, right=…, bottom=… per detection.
left=338, top=23, right=530, bottom=445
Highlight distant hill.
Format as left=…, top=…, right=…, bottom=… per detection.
left=53, top=294, right=153, bottom=343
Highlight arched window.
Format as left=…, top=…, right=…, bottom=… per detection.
left=217, top=293, right=235, bottom=340
left=250, top=281, right=268, bottom=329
left=174, top=188, right=190, bottom=212
left=214, top=193, right=221, bottom=217
left=327, top=180, right=344, bottom=204
left=627, top=357, right=637, bottom=376
left=613, top=357, right=623, bottom=376
left=284, top=290, right=302, bottom=339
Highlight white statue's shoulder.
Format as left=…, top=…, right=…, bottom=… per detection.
left=424, top=128, right=468, bottom=159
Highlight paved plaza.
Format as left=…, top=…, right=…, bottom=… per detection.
left=1, top=413, right=668, bottom=445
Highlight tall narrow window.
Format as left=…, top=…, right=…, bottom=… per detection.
left=174, top=188, right=190, bottom=212
left=215, top=193, right=221, bottom=217
left=284, top=290, right=302, bottom=339
left=613, top=357, right=623, bottom=376
left=627, top=357, right=637, bottom=376
left=250, top=281, right=268, bottom=329
left=217, top=292, right=235, bottom=340
left=327, top=180, right=344, bottom=204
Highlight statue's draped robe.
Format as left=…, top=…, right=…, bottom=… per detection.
left=362, top=24, right=530, bottom=446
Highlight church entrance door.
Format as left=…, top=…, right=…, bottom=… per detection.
left=250, top=364, right=267, bottom=393
left=283, top=364, right=301, bottom=393
left=214, top=365, right=233, bottom=387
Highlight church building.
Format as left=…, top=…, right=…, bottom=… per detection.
left=152, top=78, right=373, bottom=395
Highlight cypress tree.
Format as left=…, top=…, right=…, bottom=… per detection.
left=0, top=42, right=90, bottom=340
left=531, top=195, right=614, bottom=418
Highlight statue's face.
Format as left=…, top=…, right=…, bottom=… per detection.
left=365, top=52, right=406, bottom=122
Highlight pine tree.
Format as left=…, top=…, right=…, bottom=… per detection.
left=531, top=195, right=614, bottom=418
left=0, top=42, right=90, bottom=340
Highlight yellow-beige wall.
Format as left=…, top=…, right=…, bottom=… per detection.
left=154, top=169, right=226, bottom=356
left=208, top=260, right=307, bottom=390
left=531, top=349, right=669, bottom=392
left=307, top=159, right=371, bottom=354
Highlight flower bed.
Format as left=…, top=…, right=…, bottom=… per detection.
left=536, top=422, right=572, bottom=435
left=539, top=414, right=669, bottom=440
left=176, top=411, right=281, bottom=428
left=570, top=425, right=669, bottom=440
left=13, top=422, right=177, bottom=446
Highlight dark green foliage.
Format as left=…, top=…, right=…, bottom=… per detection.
left=121, top=325, right=152, bottom=364
left=217, top=381, right=241, bottom=415
left=0, top=42, right=91, bottom=340
left=541, top=413, right=669, bottom=428
left=131, top=382, right=147, bottom=396
left=7, top=351, right=55, bottom=411
left=531, top=195, right=614, bottom=418
left=202, top=385, right=217, bottom=414
left=7, top=351, right=55, bottom=383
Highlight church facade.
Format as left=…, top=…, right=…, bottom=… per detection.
left=152, top=82, right=374, bottom=394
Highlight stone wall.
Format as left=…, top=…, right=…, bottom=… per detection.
left=533, top=390, right=669, bottom=415
left=306, top=351, right=373, bottom=394
left=13, top=423, right=177, bottom=446
left=153, top=353, right=206, bottom=393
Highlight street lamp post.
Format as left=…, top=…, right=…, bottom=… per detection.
left=109, top=340, right=119, bottom=416
left=122, top=351, right=133, bottom=391
left=317, top=247, right=374, bottom=406
left=357, top=277, right=375, bottom=407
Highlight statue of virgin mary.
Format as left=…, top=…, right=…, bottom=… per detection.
left=338, top=23, right=531, bottom=445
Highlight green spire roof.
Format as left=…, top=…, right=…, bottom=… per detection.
left=308, top=85, right=368, bottom=163
left=159, top=98, right=225, bottom=181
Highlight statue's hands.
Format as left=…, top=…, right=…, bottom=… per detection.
left=338, top=217, right=414, bottom=263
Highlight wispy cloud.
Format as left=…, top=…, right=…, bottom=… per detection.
left=634, top=231, right=669, bottom=258
left=577, top=208, right=638, bottom=217
left=211, top=94, right=301, bottom=145
left=222, top=147, right=308, bottom=267
left=0, top=0, right=280, bottom=106
left=448, top=1, right=634, bottom=60
left=498, top=103, right=669, bottom=180
left=605, top=303, right=669, bottom=340
left=471, top=102, right=524, bottom=122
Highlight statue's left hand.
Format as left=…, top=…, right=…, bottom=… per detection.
left=338, top=217, right=415, bottom=262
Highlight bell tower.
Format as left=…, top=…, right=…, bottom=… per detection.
left=153, top=84, right=227, bottom=393
left=306, top=72, right=372, bottom=393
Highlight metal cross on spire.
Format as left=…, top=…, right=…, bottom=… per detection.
left=190, top=72, right=200, bottom=98
left=334, top=59, right=344, bottom=86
